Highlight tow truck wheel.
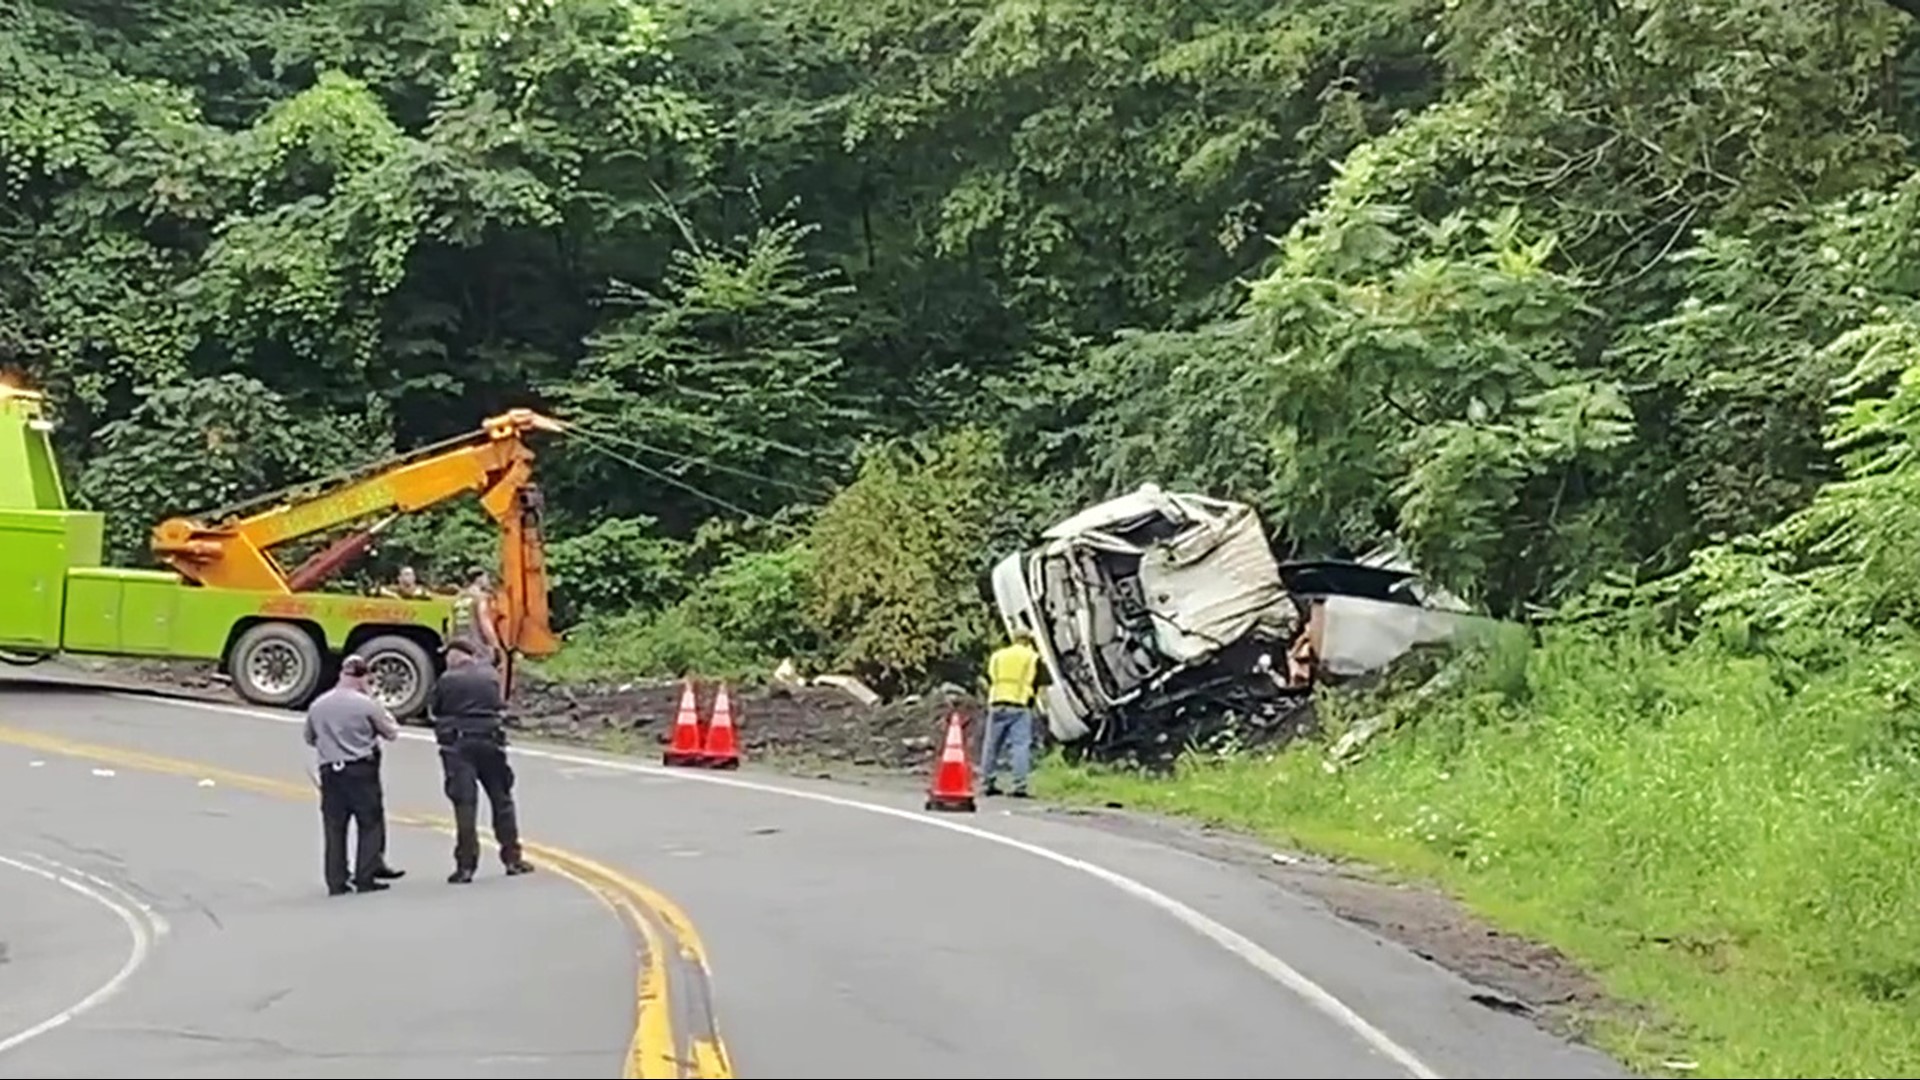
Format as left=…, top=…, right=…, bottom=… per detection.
left=229, top=622, right=325, bottom=709
left=357, top=634, right=434, bottom=721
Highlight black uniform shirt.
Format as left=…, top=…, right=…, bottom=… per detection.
left=430, top=664, right=507, bottom=741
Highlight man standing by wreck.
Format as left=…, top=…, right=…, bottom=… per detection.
left=979, top=629, right=1044, bottom=798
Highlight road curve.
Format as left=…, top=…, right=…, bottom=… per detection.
left=0, top=679, right=1630, bottom=1079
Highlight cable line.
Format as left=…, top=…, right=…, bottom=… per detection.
left=564, top=419, right=833, bottom=501
left=565, top=427, right=759, bottom=520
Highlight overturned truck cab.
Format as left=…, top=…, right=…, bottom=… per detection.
left=990, top=484, right=1493, bottom=763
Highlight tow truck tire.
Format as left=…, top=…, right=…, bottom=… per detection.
left=229, top=622, right=325, bottom=709
left=357, top=634, right=435, bottom=721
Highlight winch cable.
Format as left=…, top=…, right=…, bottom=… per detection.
left=195, top=410, right=835, bottom=543
left=562, top=424, right=760, bottom=521
left=609, top=401, right=826, bottom=466
left=561, top=419, right=833, bottom=503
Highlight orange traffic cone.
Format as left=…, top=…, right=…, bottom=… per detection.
left=700, top=684, right=741, bottom=770
left=924, top=712, right=976, bottom=813
left=662, top=680, right=705, bottom=767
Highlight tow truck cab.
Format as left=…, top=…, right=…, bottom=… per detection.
left=0, top=384, right=106, bottom=656
left=0, top=383, right=454, bottom=719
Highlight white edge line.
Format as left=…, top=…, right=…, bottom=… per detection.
left=103, top=690, right=1442, bottom=1079
left=0, top=852, right=166, bottom=1056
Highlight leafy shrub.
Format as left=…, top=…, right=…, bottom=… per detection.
left=545, top=515, right=688, bottom=625
left=806, top=426, right=1004, bottom=691
left=681, top=544, right=818, bottom=663
left=542, top=606, right=755, bottom=682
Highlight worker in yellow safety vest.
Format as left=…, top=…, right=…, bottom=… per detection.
left=449, top=566, right=503, bottom=667
left=980, top=630, right=1046, bottom=798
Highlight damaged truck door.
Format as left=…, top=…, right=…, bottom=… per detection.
left=991, top=484, right=1497, bottom=762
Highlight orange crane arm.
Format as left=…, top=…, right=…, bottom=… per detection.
left=150, top=408, right=564, bottom=657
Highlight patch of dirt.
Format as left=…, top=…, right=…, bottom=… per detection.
left=508, top=672, right=981, bottom=772
left=1036, top=802, right=1659, bottom=1058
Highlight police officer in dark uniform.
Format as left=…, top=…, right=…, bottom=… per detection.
left=430, top=637, right=535, bottom=884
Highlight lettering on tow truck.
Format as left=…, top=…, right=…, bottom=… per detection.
left=269, top=480, right=398, bottom=540
left=341, top=601, right=416, bottom=623
left=259, top=597, right=316, bottom=618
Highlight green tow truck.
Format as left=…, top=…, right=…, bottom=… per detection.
left=0, top=384, right=562, bottom=718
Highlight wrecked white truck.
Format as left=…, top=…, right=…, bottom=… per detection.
left=989, top=485, right=1493, bottom=763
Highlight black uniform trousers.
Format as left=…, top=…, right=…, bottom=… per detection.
left=439, top=734, right=523, bottom=871
left=319, top=758, right=387, bottom=891
left=370, top=746, right=391, bottom=868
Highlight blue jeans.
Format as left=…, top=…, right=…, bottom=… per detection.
left=980, top=706, right=1033, bottom=794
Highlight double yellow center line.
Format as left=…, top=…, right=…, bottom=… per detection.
left=521, top=839, right=733, bottom=1078
left=0, top=724, right=734, bottom=1079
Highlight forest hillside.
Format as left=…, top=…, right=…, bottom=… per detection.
left=10, top=1, right=1920, bottom=1074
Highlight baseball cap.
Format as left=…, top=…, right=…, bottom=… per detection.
left=340, top=654, right=370, bottom=678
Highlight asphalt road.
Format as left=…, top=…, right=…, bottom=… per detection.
left=0, top=679, right=1633, bottom=1079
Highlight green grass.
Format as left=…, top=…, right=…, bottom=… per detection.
left=1035, top=632, right=1920, bottom=1078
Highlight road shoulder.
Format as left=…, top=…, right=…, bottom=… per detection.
left=1028, top=801, right=1644, bottom=1042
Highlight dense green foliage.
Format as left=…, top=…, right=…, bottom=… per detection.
left=16, top=0, right=1920, bottom=680
left=14, top=1, right=1920, bottom=1068
left=7, top=0, right=1913, bottom=656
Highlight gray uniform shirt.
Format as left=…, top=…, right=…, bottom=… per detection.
left=303, top=687, right=398, bottom=766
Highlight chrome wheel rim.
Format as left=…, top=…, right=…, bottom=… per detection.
left=367, top=652, right=419, bottom=709
left=247, top=640, right=304, bottom=695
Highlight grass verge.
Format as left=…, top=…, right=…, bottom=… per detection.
left=1036, top=631, right=1920, bottom=1078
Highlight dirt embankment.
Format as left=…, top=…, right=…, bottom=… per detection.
left=508, top=672, right=978, bottom=772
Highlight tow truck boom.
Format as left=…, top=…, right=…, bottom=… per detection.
left=150, top=408, right=565, bottom=658
left=1, top=385, right=569, bottom=718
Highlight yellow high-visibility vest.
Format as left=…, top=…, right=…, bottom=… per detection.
left=987, top=642, right=1040, bottom=707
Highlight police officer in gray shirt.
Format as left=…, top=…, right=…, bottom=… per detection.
left=304, top=655, right=401, bottom=896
